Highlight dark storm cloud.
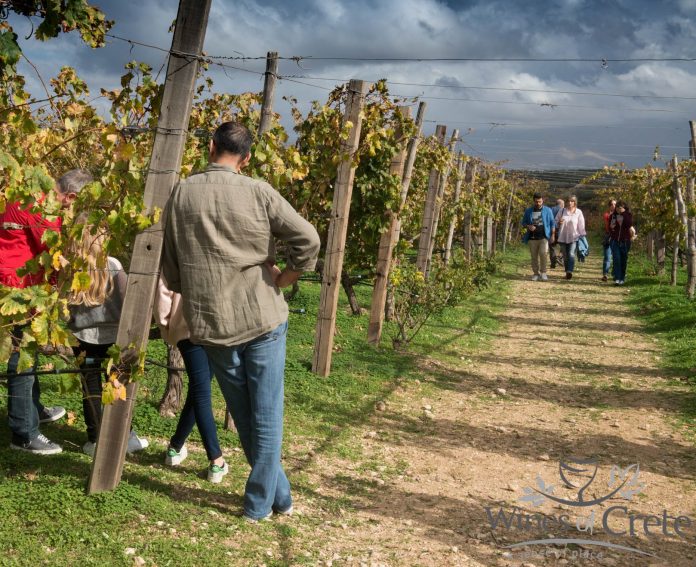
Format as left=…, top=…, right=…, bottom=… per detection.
left=8, top=0, right=696, bottom=168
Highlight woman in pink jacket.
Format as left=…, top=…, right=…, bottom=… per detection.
left=555, top=195, right=586, bottom=280
left=155, top=280, right=227, bottom=483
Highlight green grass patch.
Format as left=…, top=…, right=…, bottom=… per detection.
left=623, top=253, right=696, bottom=439
left=0, top=246, right=525, bottom=565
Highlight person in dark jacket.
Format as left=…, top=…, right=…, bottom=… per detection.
left=609, top=201, right=633, bottom=285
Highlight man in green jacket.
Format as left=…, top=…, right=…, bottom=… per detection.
left=162, top=122, right=320, bottom=521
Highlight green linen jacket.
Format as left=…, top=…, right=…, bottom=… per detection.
left=162, top=163, right=320, bottom=346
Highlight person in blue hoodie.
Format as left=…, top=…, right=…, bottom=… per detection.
left=521, top=193, right=556, bottom=281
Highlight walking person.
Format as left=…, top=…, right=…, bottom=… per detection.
left=555, top=195, right=586, bottom=280
left=163, top=121, right=320, bottom=521
left=1, top=169, right=91, bottom=455
left=601, top=199, right=617, bottom=282
left=549, top=198, right=564, bottom=268
left=154, top=278, right=227, bottom=482
left=521, top=193, right=555, bottom=281
left=609, top=201, right=633, bottom=286
left=66, top=218, right=149, bottom=456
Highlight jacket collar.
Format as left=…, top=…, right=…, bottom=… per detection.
left=206, top=163, right=241, bottom=174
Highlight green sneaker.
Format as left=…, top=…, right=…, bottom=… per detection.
left=165, top=445, right=187, bottom=466
left=208, top=460, right=229, bottom=483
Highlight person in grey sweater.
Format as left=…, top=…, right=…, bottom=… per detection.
left=67, top=223, right=148, bottom=456
left=162, top=121, right=320, bottom=522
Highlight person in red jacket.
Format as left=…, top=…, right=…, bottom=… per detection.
left=609, top=200, right=633, bottom=286
left=601, top=198, right=616, bottom=281
left=1, top=169, right=93, bottom=455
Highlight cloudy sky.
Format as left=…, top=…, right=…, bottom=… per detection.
left=8, top=0, right=696, bottom=170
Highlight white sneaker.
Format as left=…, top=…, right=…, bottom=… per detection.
left=540, top=273, right=548, bottom=281
left=208, top=460, right=229, bottom=483
left=531, top=274, right=540, bottom=281
left=127, top=430, right=149, bottom=454
left=83, top=441, right=96, bottom=457
left=165, top=445, right=188, bottom=466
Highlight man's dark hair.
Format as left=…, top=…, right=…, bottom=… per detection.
left=533, top=192, right=543, bottom=200
left=212, top=121, right=253, bottom=157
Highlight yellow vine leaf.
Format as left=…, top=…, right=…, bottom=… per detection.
left=70, top=272, right=91, bottom=293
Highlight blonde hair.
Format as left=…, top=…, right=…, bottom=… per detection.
left=567, top=194, right=578, bottom=206
left=67, top=222, right=114, bottom=307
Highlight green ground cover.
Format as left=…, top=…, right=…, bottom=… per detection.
left=0, top=247, right=523, bottom=566
left=622, top=251, right=696, bottom=438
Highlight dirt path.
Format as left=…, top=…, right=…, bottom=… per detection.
left=299, top=253, right=696, bottom=566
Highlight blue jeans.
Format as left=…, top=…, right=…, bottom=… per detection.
left=170, top=339, right=222, bottom=461
left=611, top=240, right=631, bottom=281
left=6, top=327, right=43, bottom=444
left=204, top=321, right=291, bottom=520
left=603, top=241, right=612, bottom=275
left=562, top=242, right=577, bottom=273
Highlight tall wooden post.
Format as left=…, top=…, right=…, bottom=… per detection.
left=485, top=216, right=494, bottom=256
left=257, top=52, right=278, bottom=137
left=444, top=154, right=466, bottom=264
left=383, top=102, right=426, bottom=325
left=312, top=80, right=367, bottom=376
left=656, top=231, right=666, bottom=274
left=462, top=161, right=477, bottom=260
left=646, top=230, right=655, bottom=261
left=416, top=125, right=446, bottom=274
left=367, top=106, right=411, bottom=346
left=219, top=51, right=279, bottom=431
left=427, top=129, right=459, bottom=270
left=391, top=102, right=426, bottom=248
left=502, top=182, right=516, bottom=252
left=687, top=121, right=696, bottom=299
left=671, top=155, right=683, bottom=286
left=88, top=0, right=212, bottom=493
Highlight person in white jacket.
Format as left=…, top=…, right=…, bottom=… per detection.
left=554, top=195, right=586, bottom=280
left=154, top=279, right=227, bottom=483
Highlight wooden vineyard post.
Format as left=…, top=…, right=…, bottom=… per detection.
left=257, top=52, right=278, bottom=137
left=646, top=230, right=655, bottom=261
left=88, top=0, right=212, bottom=494
left=444, top=154, right=466, bottom=264
left=367, top=106, right=411, bottom=346
left=391, top=102, right=426, bottom=246
left=312, top=80, right=367, bottom=376
left=502, top=182, right=516, bottom=252
left=687, top=120, right=696, bottom=299
left=671, top=155, right=685, bottom=286
left=416, top=125, right=447, bottom=274
left=656, top=231, right=666, bottom=274
left=158, top=345, right=184, bottom=417
left=462, top=161, right=478, bottom=260
left=478, top=214, right=485, bottom=256
left=485, top=216, right=494, bottom=256
left=384, top=102, right=426, bottom=324
left=219, top=51, right=280, bottom=431
left=426, top=129, right=459, bottom=271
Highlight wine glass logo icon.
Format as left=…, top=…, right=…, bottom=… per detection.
left=519, top=457, right=644, bottom=508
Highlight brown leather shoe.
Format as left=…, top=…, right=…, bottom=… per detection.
left=566, top=272, right=572, bottom=280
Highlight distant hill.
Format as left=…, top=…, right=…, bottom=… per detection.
left=510, top=168, right=619, bottom=213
